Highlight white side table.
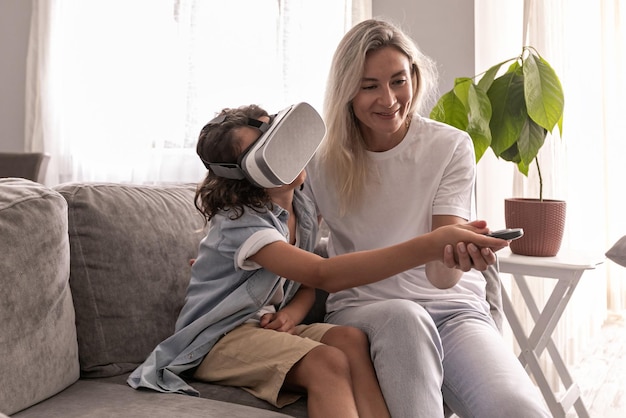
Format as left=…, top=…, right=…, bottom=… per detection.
left=497, top=248, right=604, bottom=418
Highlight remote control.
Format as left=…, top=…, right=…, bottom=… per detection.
left=486, top=228, right=524, bottom=240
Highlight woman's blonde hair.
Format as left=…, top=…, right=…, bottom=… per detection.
left=319, top=19, right=438, bottom=213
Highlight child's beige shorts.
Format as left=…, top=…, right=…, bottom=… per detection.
left=193, top=322, right=336, bottom=407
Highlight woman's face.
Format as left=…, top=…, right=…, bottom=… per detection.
left=351, top=46, right=414, bottom=149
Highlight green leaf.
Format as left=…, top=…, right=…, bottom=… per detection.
left=504, top=60, right=521, bottom=74
left=487, top=69, right=526, bottom=156
left=500, top=143, right=529, bottom=176
left=465, top=83, right=492, bottom=161
left=477, top=62, right=504, bottom=92
left=451, top=78, right=473, bottom=109
left=516, top=117, right=546, bottom=166
left=430, top=90, right=469, bottom=131
left=500, top=143, right=521, bottom=163
left=476, top=56, right=518, bottom=91
left=516, top=159, right=530, bottom=176
left=523, top=52, right=564, bottom=133
left=431, top=79, right=492, bottom=162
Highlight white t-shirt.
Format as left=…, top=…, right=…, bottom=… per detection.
left=304, top=114, right=489, bottom=314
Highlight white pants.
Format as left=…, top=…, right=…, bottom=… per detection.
left=326, top=299, right=550, bottom=418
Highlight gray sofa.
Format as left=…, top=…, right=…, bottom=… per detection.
left=0, top=178, right=310, bottom=417
left=0, top=178, right=503, bottom=417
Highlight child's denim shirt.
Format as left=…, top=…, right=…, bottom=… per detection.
left=128, top=189, right=319, bottom=395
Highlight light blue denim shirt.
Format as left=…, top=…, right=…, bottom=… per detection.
left=127, top=189, right=318, bottom=395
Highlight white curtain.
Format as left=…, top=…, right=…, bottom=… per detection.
left=476, top=0, right=626, bottom=391
left=26, top=0, right=371, bottom=185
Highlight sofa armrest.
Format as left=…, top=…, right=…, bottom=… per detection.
left=0, top=179, right=79, bottom=415
left=483, top=261, right=504, bottom=333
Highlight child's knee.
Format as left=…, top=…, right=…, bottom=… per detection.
left=321, top=326, right=372, bottom=360
left=324, top=325, right=369, bottom=347
left=288, top=345, right=352, bottom=391
left=306, top=345, right=352, bottom=378
left=340, top=325, right=370, bottom=346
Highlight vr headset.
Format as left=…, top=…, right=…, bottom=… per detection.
left=201, top=102, right=326, bottom=188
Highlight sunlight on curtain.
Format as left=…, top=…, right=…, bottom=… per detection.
left=476, top=0, right=626, bottom=393
left=26, top=0, right=370, bottom=185
left=598, top=0, right=626, bottom=312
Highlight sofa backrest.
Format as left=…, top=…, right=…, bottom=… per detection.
left=54, top=182, right=207, bottom=378
left=0, top=178, right=79, bottom=415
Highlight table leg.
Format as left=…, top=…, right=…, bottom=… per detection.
left=501, top=273, right=590, bottom=417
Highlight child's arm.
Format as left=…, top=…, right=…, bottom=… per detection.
left=249, top=220, right=508, bottom=293
left=259, top=285, right=316, bottom=333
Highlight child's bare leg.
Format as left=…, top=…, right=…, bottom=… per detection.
left=322, top=326, right=391, bottom=418
left=284, top=344, right=359, bottom=418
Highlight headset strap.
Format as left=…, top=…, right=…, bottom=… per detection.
left=200, top=115, right=273, bottom=179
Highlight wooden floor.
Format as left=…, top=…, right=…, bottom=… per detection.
left=567, top=312, right=626, bottom=417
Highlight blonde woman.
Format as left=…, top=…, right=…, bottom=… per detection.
left=304, top=19, right=551, bottom=418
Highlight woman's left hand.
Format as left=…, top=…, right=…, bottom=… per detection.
left=442, top=242, right=497, bottom=271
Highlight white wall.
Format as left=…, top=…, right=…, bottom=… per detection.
left=373, top=0, right=475, bottom=94
left=0, top=0, right=31, bottom=152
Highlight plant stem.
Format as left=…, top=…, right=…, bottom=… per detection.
left=535, top=158, right=543, bottom=201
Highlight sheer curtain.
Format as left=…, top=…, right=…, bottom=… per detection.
left=476, top=0, right=626, bottom=391
left=25, top=0, right=371, bottom=185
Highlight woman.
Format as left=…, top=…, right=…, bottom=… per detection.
left=304, top=19, right=550, bottom=417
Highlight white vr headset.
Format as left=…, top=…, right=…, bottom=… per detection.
left=201, top=102, right=326, bottom=188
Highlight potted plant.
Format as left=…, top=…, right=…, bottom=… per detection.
left=430, top=46, right=565, bottom=256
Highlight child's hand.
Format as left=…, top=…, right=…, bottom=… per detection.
left=260, top=311, right=297, bottom=334
left=435, top=220, right=509, bottom=249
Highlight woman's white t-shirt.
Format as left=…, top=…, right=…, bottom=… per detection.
left=304, top=114, right=489, bottom=314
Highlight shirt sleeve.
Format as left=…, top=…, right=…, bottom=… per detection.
left=432, top=133, right=476, bottom=220
left=236, top=228, right=286, bottom=270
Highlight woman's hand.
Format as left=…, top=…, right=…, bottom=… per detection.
left=436, top=220, right=508, bottom=272
left=442, top=242, right=497, bottom=271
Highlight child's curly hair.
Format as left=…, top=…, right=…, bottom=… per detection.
left=195, top=104, right=273, bottom=223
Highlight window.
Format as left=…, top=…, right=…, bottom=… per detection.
left=27, top=0, right=368, bottom=184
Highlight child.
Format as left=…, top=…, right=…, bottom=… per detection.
left=128, top=104, right=507, bottom=418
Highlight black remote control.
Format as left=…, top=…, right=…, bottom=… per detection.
left=486, top=228, right=524, bottom=240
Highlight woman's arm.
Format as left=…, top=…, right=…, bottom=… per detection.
left=426, top=215, right=496, bottom=289
left=249, top=220, right=506, bottom=293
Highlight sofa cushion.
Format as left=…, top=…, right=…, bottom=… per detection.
left=10, top=379, right=294, bottom=418
left=54, top=183, right=206, bottom=378
left=0, top=178, right=79, bottom=415
left=78, top=374, right=309, bottom=417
